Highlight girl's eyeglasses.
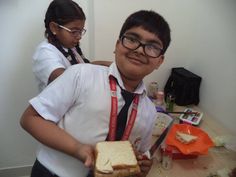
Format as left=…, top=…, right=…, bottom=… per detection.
left=57, top=24, right=86, bottom=37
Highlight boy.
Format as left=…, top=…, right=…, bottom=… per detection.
left=21, top=10, right=171, bottom=177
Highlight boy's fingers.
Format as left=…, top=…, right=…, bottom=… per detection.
left=84, top=155, right=94, bottom=168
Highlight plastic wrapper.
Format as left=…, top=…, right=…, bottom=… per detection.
left=152, top=112, right=173, bottom=136
left=213, top=135, right=236, bottom=152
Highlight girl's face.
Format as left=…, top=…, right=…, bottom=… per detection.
left=50, top=19, right=85, bottom=48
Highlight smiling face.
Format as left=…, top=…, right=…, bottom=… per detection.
left=115, top=26, right=164, bottom=87
left=50, top=19, right=85, bottom=48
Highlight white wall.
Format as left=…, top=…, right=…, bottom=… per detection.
left=0, top=0, right=45, bottom=168
left=0, top=0, right=235, bottom=170
left=0, top=0, right=90, bottom=169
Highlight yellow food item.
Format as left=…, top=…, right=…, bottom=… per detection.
left=176, top=131, right=198, bottom=144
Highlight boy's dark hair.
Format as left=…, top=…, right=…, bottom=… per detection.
left=119, top=10, right=171, bottom=54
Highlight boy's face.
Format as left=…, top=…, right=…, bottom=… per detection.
left=115, top=26, right=164, bottom=82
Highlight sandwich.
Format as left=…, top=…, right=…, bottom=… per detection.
left=94, top=141, right=140, bottom=177
left=176, top=131, right=198, bottom=144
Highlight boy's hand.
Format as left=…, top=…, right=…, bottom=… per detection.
left=137, top=154, right=153, bottom=177
left=75, top=143, right=95, bottom=169
left=134, top=151, right=153, bottom=177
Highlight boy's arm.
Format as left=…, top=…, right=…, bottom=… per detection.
left=20, top=105, right=94, bottom=168
left=91, top=60, right=112, bottom=67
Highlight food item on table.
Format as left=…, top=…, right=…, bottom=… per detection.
left=212, top=135, right=236, bottom=152
left=207, top=167, right=235, bottom=177
left=212, top=136, right=226, bottom=147
left=175, top=131, right=198, bottom=144
left=95, top=141, right=140, bottom=177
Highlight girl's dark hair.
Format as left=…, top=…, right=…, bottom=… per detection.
left=44, top=0, right=85, bottom=41
left=119, top=10, right=171, bottom=54
left=44, top=0, right=88, bottom=63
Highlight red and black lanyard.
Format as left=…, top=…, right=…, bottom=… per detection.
left=107, top=76, right=139, bottom=141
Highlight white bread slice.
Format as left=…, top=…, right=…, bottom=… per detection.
left=176, top=131, right=198, bottom=144
left=96, top=155, right=113, bottom=173
left=95, top=141, right=140, bottom=177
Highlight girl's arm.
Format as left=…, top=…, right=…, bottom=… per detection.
left=47, top=61, right=112, bottom=84
left=91, top=60, right=112, bottom=67
left=48, top=68, right=65, bottom=84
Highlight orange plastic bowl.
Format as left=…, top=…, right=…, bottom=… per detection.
left=166, top=124, right=214, bottom=155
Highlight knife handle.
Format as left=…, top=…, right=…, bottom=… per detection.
left=141, top=150, right=151, bottom=160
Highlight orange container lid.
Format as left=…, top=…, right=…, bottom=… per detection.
left=166, top=124, right=214, bottom=155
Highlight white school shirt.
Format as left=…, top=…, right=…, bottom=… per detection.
left=30, top=62, right=157, bottom=177
left=32, top=40, right=84, bottom=92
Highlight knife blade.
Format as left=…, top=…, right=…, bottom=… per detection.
left=142, top=116, right=175, bottom=159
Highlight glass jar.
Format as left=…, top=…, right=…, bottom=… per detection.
left=155, top=91, right=166, bottom=112
left=165, top=93, right=175, bottom=112
left=148, top=82, right=158, bottom=99
left=161, top=147, right=173, bottom=170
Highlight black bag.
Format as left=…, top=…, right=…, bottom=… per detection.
left=164, top=67, right=202, bottom=106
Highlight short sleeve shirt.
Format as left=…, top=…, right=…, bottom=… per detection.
left=32, top=40, right=71, bottom=92
left=30, top=62, right=157, bottom=177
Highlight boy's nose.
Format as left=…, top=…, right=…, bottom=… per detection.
left=134, top=45, right=145, bottom=55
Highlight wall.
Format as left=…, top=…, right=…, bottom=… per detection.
left=0, top=0, right=235, bottom=170
left=0, top=0, right=90, bottom=169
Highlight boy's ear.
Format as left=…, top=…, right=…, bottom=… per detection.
left=155, top=55, right=164, bottom=69
left=114, top=40, right=120, bottom=54
left=49, top=22, right=58, bottom=35
left=115, top=39, right=120, bottom=45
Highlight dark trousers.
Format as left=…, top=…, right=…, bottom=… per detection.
left=86, top=170, right=94, bottom=177
left=31, top=159, right=95, bottom=177
left=31, top=159, right=59, bottom=177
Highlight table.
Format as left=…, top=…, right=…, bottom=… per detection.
left=147, top=105, right=236, bottom=177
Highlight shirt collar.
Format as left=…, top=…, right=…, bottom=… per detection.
left=108, top=62, right=147, bottom=95
left=62, top=47, right=69, bottom=52
left=62, top=47, right=76, bottom=53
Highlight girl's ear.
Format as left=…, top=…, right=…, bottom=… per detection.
left=49, top=22, right=58, bottom=35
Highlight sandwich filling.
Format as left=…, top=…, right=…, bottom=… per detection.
left=176, top=131, right=198, bottom=144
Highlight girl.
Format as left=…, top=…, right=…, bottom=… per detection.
left=33, top=0, right=110, bottom=92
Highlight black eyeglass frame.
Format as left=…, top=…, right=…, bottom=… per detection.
left=120, top=35, right=163, bottom=58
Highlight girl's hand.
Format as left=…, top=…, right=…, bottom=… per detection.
left=75, top=143, right=95, bottom=169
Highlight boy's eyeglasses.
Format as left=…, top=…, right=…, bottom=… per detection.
left=57, top=24, right=86, bottom=37
left=121, top=35, right=163, bottom=58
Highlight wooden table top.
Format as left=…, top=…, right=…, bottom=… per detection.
left=147, top=105, right=236, bottom=177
